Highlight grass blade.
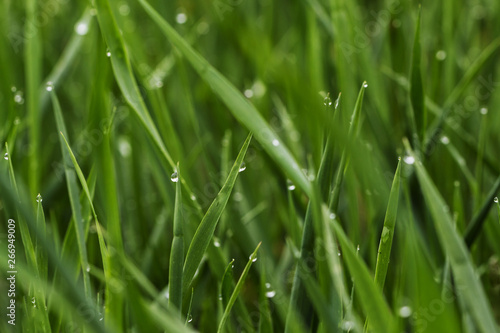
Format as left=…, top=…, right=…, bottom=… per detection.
left=169, top=163, right=184, bottom=314
left=50, top=91, right=91, bottom=299
left=409, top=6, right=425, bottom=144
left=373, top=158, right=402, bottom=290
left=217, top=242, right=261, bottom=333
left=183, top=134, right=252, bottom=295
left=221, top=259, right=235, bottom=310
left=403, top=138, right=498, bottom=333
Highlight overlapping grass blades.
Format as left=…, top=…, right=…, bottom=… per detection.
left=403, top=138, right=498, bottom=333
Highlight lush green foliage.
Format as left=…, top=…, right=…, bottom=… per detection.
left=1, top=0, right=500, bottom=332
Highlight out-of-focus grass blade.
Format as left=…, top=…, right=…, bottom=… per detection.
left=169, top=163, right=184, bottom=315
left=217, top=242, right=261, bottom=333
left=425, top=37, right=500, bottom=154
left=137, top=0, right=312, bottom=197
left=464, top=175, right=500, bottom=247
left=374, top=158, right=402, bottom=290
left=183, top=134, right=252, bottom=295
left=409, top=6, right=425, bottom=144
left=221, top=259, right=235, bottom=310
left=443, top=139, right=478, bottom=196
left=258, top=262, right=273, bottom=333
left=403, top=138, right=498, bottom=332
left=330, top=218, right=395, bottom=332
left=50, top=91, right=91, bottom=299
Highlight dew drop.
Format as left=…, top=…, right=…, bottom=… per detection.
left=75, top=22, right=89, bottom=36
left=14, top=92, right=24, bottom=104
left=11, top=86, right=17, bottom=92
left=363, top=82, right=368, bottom=88
left=36, top=193, right=43, bottom=203
left=190, top=194, right=196, bottom=201
left=32, top=297, right=36, bottom=304
left=176, top=12, right=187, bottom=24
left=218, top=294, right=222, bottom=301
left=323, top=94, right=332, bottom=106
left=213, top=240, right=221, bottom=248
left=337, top=252, right=341, bottom=256
left=119, top=3, right=130, bottom=16
left=287, top=179, right=295, bottom=191
left=265, top=290, right=276, bottom=298
left=440, top=136, right=450, bottom=145
left=187, top=315, right=193, bottom=323
left=398, top=305, right=412, bottom=318
left=45, top=81, right=54, bottom=92
left=118, top=138, right=132, bottom=157
left=164, top=290, right=169, bottom=299
left=106, top=49, right=111, bottom=57
left=435, top=50, right=447, bottom=61
left=243, top=89, right=254, bottom=98
left=480, top=107, right=488, bottom=115
left=272, top=139, right=280, bottom=147
left=238, top=162, right=246, bottom=172
left=4, top=153, right=8, bottom=160
left=329, top=213, right=336, bottom=220
left=381, top=226, right=390, bottom=243
left=14, top=118, right=20, bottom=125
left=403, top=155, right=415, bottom=165
left=171, top=171, right=179, bottom=183
left=86, top=265, right=91, bottom=272
left=249, top=255, right=257, bottom=262
left=494, top=197, right=498, bottom=203
left=341, top=321, right=355, bottom=331
left=265, top=283, right=271, bottom=288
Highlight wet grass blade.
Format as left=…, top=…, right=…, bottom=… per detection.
left=374, top=158, right=402, bottom=290
left=403, top=138, right=498, bottom=333
left=50, top=91, right=91, bottom=299
left=183, top=134, right=252, bottom=295
left=137, top=0, right=311, bottom=197
left=221, top=259, right=235, bottom=310
left=169, top=163, right=184, bottom=315
left=464, top=174, right=500, bottom=247
left=217, top=242, right=261, bottom=333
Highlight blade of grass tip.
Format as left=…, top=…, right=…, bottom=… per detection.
left=424, top=37, right=500, bottom=155
left=330, top=218, right=395, bottom=333
left=409, top=5, right=425, bottom=145
left=169, top=163, right=184, bottom=315
left=137, top=0, right=312, bottom=197
left=183, top=134, right=252, bottom=296
left=330, top=82, right=366, bottom=212
left=185, top=288, right=194, bottom=325
left=50, top=91, right=91, bottom=300
left=403, top=138, right=498, bottom=332
left=464, top=174, right=500, bottom=247
left=221, top=259, right=235, bottom=311
left=373, top=157, right=402, bottom=291
left=217, top=242, right=261, bottom=333
left=94, top=0, right=200, bottom=209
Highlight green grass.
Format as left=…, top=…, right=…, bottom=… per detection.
left=1, top=0, right=500, bottom=332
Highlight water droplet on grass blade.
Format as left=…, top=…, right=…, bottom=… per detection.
left=265, top=290, right=276, bottom=298
left=436, top=50, right=447, bottom=61
left=14, top=92, right=24, bottom=104
left=323, top=94, right=332, bottom=106
left=363, top=82, right=368, bottom=88
left=494, top=197, right=498, bottom=203
left=45, top=81, right=54, bottom=91
left=265, top=283, right=271, bottom=288
left=75, top=22, right=89, bottom=35
left=238, top=162, right=246, bottom=172
left=171, top=171, right=179, bottom=182
left=4, top=153, right=8, bottom=160
left=86, top=265, right=90, bottom=272
left=249, top=255, right=257, bottom=262
left=106, top=49, right=111, bottom=57
left=272, top=139, right=279, bottom=146
left=381, top=226, right=390, bottom=243
left=176, top=12, right=187, bottom=24
left=480, top=107, right=488, bottom=115
left=403, top=155, right=415, bottom=165
left=398, top=306, right=412, bottom=318
left=36, top=194, right=43, bottom=203
left=440, top=136, right=450, bottom=145
left=213, top=239, right=221, bottom=247
left=341, top=320, right=355, bottom=331
left=287, top=179, right=295, bottom=191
